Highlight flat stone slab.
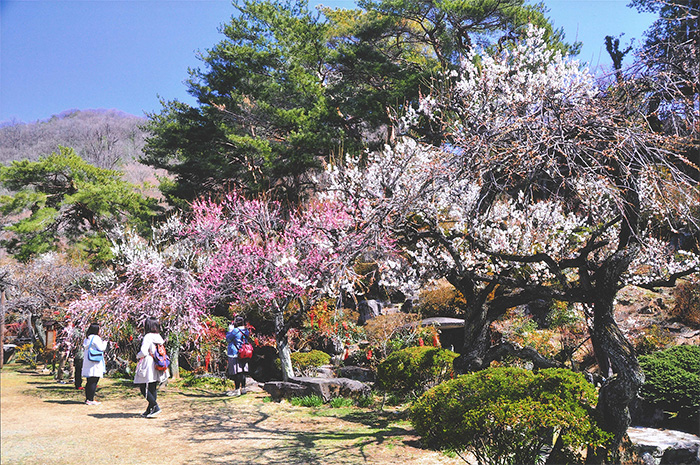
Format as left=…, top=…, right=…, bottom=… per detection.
left=289, top=376, right=371, bottom=402
left=628, top=427, right=700, bottom=465
left=419, top=317, right=465, bottom=329
left=263, top=376, right=371, bottom=402
left=400, top=317, right=465, bottom=331
left=263, top=381, right=310, bottom=400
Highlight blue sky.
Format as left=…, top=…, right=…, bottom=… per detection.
left=0, top=0, right=657, bottom=124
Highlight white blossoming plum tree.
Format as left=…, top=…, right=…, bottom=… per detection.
left=327, top=25, right=700, bottom=462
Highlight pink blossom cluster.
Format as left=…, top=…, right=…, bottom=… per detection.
left=187, top=192, right=395, bottom=314
left=64, top=255, right=205, bottom=346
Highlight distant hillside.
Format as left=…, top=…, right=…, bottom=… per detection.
left=0, top=109, right=147, bottom=170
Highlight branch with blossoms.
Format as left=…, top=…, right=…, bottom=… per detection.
left=63, top=228, right=208, bottom=363
left=326, top=24, right=700, bottom=457
left=184, top=191, right=401, bottom=379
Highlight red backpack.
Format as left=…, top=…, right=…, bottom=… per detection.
left=238, top=341, right=254, bottom=359
left=153, top=343, right=170, bottom=371
left=236, top=328, right=254, bottom=359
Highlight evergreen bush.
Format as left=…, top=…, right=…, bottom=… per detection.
left=376, top=346, right=458, bottom=398
left=410, top=367, right=609, bottom=465
left=416, top=281, right=467, bottom=318
left=639, top=344, right=700, bottom=429
left=290, top=350, right=331, bottom=376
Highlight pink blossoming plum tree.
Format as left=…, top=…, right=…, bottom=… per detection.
left=65, top=189, right=398, bottom=381
left=184, top=192, right=397, bottom=380
left=65, top=230, right=206, bottom=378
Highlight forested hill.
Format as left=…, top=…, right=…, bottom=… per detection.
left=0, top=109, right=147, bottom=170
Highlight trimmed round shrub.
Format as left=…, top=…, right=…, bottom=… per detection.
left=376, top=346, right=458, bottom=398
left=639, top=344, right=700, bottom=429
left=290, top=350, right=331, bottom=376
left=410, top=367, right=609, bottom=465
left=416, top=280, right=467, bottom=318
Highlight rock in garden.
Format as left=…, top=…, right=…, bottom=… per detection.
left=627, top=427, right=700, bottom=465
left=336, top=365, right=375, bottom=383
left=290, top=376, right=371, bottom=402
left=357, top=300, right=382, bottom=325
left=263, top=381, right=310, bottom=400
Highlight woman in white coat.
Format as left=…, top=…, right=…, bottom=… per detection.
left=134, top=317, right=169, bottom=418
left=81, top=322, right=108, bottom=405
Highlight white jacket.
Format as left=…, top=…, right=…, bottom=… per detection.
left=134, top=332, right=170, bottom=384
left=81, top=335, right=108, bottom=378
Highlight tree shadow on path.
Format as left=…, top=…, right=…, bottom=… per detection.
left=88, top=412, right=143, bottom=419
left=43, top=399, right=85, bottom=405
left=165, top=396, right=433, bottom=465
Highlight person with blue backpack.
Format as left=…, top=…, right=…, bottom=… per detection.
left=134, top=317, right=170, bottom=418
left=226, top=315, right=253, bottom=396
left=82, top=322, right=108, bottom=405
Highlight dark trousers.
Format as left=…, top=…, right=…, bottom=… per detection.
left=139, top=382, right=158, bottom=412
left=85, top=376, right=99, bottom=401
left=234, top=372, right=246, bottom=390
left=74, top=357, right=83, bottom=388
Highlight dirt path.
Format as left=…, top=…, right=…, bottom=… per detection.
left=1, top=365, right=463, bottom=465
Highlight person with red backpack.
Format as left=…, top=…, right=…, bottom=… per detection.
left=134, top=317, right=170, bottom=418
left=225, top=315, right=253, bottom=396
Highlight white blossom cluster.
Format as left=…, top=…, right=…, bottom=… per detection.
left=110, top=228, right=163, bottom=268
left=442, top=25, right=597, bottom=130
left=325, top=23, right=700, bottom=295
left=625, top=236, right=700, bottom=286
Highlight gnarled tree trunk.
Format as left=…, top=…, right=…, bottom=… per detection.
left=587, top=250, right=644, bottom=464
left=454, top=300, right=493, bottom=373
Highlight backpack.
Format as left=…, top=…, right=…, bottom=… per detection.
left=236, top=328, right=254, bottom=359
left=238, top=341, right=254, bottom=359
left=153, top=342, right=170, bottom=371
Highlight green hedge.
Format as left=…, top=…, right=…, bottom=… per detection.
left=376, top=346, right=458, bottom=397
left=410, top=367, right=608, bottom=465
left=273, top=350, right=332, bottom=376
left=639, top=344, right=700, bottom=427
left=291, top=350, right=331, bottom=375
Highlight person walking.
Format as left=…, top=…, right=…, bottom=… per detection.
left=81, top=323, right=108, bottom=405
left=226, top=315, right=251, bottom=396
left=134, top=317, right=169, bottom=418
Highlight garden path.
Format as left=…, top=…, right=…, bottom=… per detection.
left=1, top=365, right=465, bottom=465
